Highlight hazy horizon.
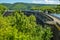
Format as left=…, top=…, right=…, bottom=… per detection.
left=0, top=0, right=60, bottom=4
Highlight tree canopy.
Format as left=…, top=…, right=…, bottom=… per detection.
left=0, top=5, right=8, bottom=14
left=0, top=11, right=53, bottom=40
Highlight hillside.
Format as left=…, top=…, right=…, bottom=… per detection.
left=0, top=2, right=57, bottom=10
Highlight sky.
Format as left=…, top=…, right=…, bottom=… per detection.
left=0, top=0, right=60, bottom=4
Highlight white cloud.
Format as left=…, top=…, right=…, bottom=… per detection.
left=45, top=0, right=48, bottom=2
left=32, top=0, right=60, bottom=4
left=46, top=1, right=60, bottom=4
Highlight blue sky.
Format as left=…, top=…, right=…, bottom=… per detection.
left=0, top=0, right=60, bottom=4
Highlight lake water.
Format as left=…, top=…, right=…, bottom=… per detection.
left=51, top=14, right=60, bottom=18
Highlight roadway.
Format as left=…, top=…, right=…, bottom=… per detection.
left=43, top=13, right=60, bottom=31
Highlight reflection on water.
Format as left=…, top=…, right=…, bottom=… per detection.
left=51, top=14, right=60, bottom=18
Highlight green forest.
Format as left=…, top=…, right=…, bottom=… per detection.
left=0, top=3, right=60, bottom=13
left=0, top=3, right=60, bottom=40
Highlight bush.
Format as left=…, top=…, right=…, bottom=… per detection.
left=0, top=12, right=53, bottom=40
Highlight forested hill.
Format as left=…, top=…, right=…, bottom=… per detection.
left=0, top=2, right=57, bottom=10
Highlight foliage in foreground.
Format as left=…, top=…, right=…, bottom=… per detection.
left=0, top=12, right=52, bottom=40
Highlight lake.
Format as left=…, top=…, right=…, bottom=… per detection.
left=51, top=14, right=60, bottom=18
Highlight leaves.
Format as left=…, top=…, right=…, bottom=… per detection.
left=0, top=11, right=53, bottom=40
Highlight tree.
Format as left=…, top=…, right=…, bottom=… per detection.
left=0, top=5, right=8, bottom=14
left=56, top=5, right=60, bottom=13
left=31, top=6, right=56, bottom=13
left=40, top=6, right=56, bottom=13
left=0, top=11, right=53, bottom=40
